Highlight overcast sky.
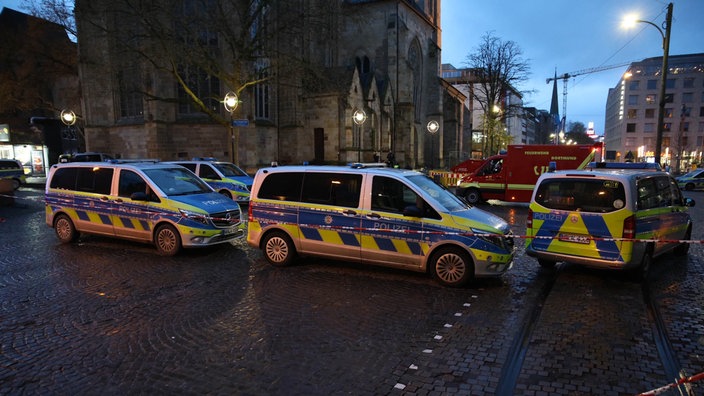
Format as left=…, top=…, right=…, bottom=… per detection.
left=441, top=0, right=704, bottom=134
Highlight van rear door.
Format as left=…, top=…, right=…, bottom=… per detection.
left=529, top=176, right=629, bottom=262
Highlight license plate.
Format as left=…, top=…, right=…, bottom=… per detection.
left=558, top=233, right=590, bottom=244
left=222, top=228, right=237, bottom=235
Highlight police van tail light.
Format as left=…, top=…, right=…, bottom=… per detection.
left=526, top=209, right=533, bottom=229
left=622, top=215, right=636, bottom=241
left=248, top=203, right=253, bottom=222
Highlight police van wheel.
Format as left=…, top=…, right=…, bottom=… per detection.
left=464, top=188, right=481, bottom=205
left=685, top=183, right=695, bottom=191
left=11, top=178, right=21, bottom=190
left=155, top=224, right=181, bottom=256
left=538, top=259, right=556, bottom=269
left=431, top=247, right=473, bottom=287
left=219, top=190, right=233, bottom=199
left=54, top=214, right=79, bottom=243
left=263, top=231, right=295, bottom=266
left=673, top=227, right=691, bottom=256
left=633, top=249, right=653, bottom=281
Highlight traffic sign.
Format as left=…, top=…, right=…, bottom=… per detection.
left=232, top=119, right=249, bottom=127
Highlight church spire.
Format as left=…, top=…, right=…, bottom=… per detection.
left=549, top=70, right=559, bottom=120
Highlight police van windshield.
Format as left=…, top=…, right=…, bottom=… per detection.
left=144, top=168, right=212, bottom=196
left=214, top=163, right=248, bottom=177
left=406, top=175, right=469, bottom=212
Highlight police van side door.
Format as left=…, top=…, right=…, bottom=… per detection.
left=113, top=169, right=155, bottom=241
left=360, top=175, right=427, bottom=268
left=661, top=176, right=691, bottom=252
left=72, top=166, right=116, bottom=236
left=296, top=172, right=363, bottom=261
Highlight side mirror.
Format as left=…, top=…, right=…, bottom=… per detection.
left=685, top=197, right=696, bottom=207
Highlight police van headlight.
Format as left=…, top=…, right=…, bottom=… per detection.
left=179, top=209, right=209, bottom=225
left=471, top=228, right=511, bottom=250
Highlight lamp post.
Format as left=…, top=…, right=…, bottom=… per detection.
left=623, top=3, right=672, bottom=166
left=427, top=120, right=439, bottom=169
left=353, top=109, right=367, bottom=162
left=60, top=109, right=78, bottom=152
left=223, top=92, right=239, bottom=165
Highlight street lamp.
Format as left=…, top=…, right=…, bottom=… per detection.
left=623, top=3, right=673, bottom=166
left=60, top=109, right=76, bottom=126
left=223, top=91, right=239, bottom=165
left=353, top=109, right=367, bottom=162
left=60, top=109, right=79, bottom=151
left=427, top=120, right=439, bottom=168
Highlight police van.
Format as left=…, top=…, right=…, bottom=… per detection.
left=247, top=164, right=516, bottom=287
left=45, top=161, right=245, bottom=255
left=525, top=169, right=695, bottom=277
left=166, top=159, right=251, bottom=203
left=0, top=159, right=26, bottom=190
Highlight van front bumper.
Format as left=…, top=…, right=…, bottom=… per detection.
left=472, top=250, right=515, bottom=277
left=182, top=226, right=246, bottom=247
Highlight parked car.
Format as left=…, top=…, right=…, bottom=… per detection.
left=0, top=158, right=26, bottom=190
left=676, top=168, right=704, bottom=191
left=525, top=168, right=694, bottom=278
left=45, top=160, right=245, bottom=255
left=247, top=164, right=516, bottom=287
left=167, top=159, right=252, bottom=203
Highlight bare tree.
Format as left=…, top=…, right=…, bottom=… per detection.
left=565, top=121, right=594, bottom=144
left=464, top=32, right=530, bottom=155
left=25, top=0, right=339, bottom=127
left=20, top=0, right=76, bottom=40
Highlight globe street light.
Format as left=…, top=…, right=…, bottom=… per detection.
left=353, top=109, right=367, bottom=162
left=427, top=120, right=439, bottom=168
left=223, top=92, right=239, bottom=165
left=60, top=109, right=76, bottom=126
left=623, top=3, right=672, bottom=166
left=60, top=109, right=79, bottom=150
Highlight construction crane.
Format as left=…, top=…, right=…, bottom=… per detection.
left=546, top=62, right=632, bottom=120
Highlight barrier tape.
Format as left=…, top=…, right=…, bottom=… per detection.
left=265, top=221, right=704, bottom=245
left=4, top=192, right=702, bottom=244
left=637, top=371, right=704, bottom=395
left=0, top=193, right=240, bottom=224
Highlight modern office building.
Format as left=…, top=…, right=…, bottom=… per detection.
left=604, top=53, right=704, bottom=171
left=441, top=64, right=532, bottom=159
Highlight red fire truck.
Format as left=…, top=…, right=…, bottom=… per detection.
left=455, top=143, right=603, bottom=204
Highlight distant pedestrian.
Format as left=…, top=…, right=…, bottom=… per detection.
left=386, top=150, right=395, bottom=167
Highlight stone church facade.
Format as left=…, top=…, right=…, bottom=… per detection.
left=75, top=0, right=461, bottom=171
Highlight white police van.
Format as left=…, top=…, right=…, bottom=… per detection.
left=46, top=161, right=245, bottom=255
left=247, top=164, right=515, bottom=287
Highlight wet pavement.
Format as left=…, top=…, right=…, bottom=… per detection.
left=1, top=184, right=703, bottom=395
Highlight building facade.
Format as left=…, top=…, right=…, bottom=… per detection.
left=0, top=7, right=81, bottom=174
left=75, top=0, right=457, bottom=170
left=441, top=64, right=531, bottom=159
left=604, top=53, right=704, bottom=171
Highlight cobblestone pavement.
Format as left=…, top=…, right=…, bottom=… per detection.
left=0, top=186, right=703, bottom=395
